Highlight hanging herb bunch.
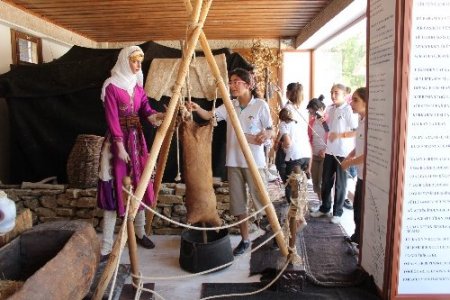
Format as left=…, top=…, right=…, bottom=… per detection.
left=249, top=39, right=282, bottom=100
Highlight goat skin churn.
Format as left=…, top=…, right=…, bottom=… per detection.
left=179, top=228, right=233, bottom=273
left=181, top=120, right=221, bottom=226
left=66, top=134, right=104, bottom=188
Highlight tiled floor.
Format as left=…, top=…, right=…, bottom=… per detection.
left=109, top=180, right=357, bottom=300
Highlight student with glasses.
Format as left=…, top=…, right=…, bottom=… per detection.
left=187, top=68, right=273, bottom=256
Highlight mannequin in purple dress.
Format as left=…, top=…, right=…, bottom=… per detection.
left=97, top=46, right=164, bottom=260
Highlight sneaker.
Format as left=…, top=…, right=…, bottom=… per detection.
left=330, top=216, right=341, bottom=224
left=100, top=253, right=110, bottom=263
left=298, top=221, right=307, bottom=232
left=310, top=210, right=328, bottom=218
left=233, top=239, right=251, bottom=256
left=344, top=199, right=353, bottom=210
left=350, top=233, right=360, bottom=244
left=136, top=235, right=155, bottom=249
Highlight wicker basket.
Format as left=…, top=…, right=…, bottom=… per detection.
left=66, top=134, right=104, bottom=189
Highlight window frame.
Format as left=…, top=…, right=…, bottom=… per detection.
left=11, top=29, right=43, bottom=66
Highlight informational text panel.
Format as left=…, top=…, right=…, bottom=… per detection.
left=398, top=0, right=450, bottom=294
left=362, top=0, right=396, bottom=289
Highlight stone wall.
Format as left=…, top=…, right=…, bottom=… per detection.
left=0, top=181, right=234, bottom=235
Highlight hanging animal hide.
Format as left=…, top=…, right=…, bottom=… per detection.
left=145, top=54, right=228, bottom=101
left=181, top=119, right=221, bottom=226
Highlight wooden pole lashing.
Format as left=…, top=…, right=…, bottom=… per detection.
left=92, top=1, right=210, bottom=298
left=183, top=0, right=288, bottom=257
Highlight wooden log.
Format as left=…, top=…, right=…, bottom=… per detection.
left=20, top=177, right=65, bottom=190
left=0, top=209, right=33, bottom=248
left=183, top=0, right=288, bottom=256
left=7, top=221, right=99, bottom=300
left=20, top=182, right=65, bottom=190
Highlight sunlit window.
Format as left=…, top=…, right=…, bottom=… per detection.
left=314, top=18, right=366, bottom=105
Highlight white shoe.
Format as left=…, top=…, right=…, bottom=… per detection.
left=330, top=216, right=341, bottom=224
left=298, top=221, right=307, bottom=232
left=310, top=211, right=328, bottom=218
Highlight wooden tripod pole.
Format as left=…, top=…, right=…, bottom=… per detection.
left=92, top=1, right=210, bottom=298
left=183, top=0, right=288, bottom=257
left=124, top=177, right=140, bottom=286
left=145, top=103, right=180, bottom=235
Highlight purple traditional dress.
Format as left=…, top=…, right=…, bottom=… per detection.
left=97, top=83, right=156, bottom=217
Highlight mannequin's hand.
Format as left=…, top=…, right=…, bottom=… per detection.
left=117, top=142, right=130, bottom=164
left=148, top=112, right=165, bottom=127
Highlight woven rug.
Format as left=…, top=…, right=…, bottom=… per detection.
left=84, top=262, right=131, bottom=300
left=119, top=283, right=154, bottom=300
left=251, top=215, right=364, bottom=286
left=201, top=280, right=380, bottom=300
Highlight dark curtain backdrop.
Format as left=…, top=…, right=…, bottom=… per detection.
left=0, top=41, right=252, bottom=184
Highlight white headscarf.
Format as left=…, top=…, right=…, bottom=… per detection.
left=101, top=45, right=144, bottom=102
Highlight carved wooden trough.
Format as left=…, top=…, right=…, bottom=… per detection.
left=0, top=220, right=99, bottom=300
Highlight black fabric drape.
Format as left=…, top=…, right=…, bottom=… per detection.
left=0, top=41, right=252, bottom=184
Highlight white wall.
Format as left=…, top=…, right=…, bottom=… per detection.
left=0, top=24, right=13, bottom=75
left=0, top=22, right=72, bottom=75
left=282, top=51, right=311, bottom=108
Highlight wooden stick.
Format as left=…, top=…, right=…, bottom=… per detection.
left=183, top=0, right=288, bottom=256
left=123, top=177, right=140, bottom=286
left=93, top=2, right=210, bottom=298
left=145, top=102, right=180, bottom=235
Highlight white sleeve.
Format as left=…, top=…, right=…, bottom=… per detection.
left=345, top=108, right=359, bottom=130
left=259, top=101, right=273, bottom=129
left=279, top=122, right=289, bottom=135
left=215, top=103, right=227, bottom=122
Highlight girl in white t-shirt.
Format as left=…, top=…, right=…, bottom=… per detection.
left=277, top=82, right=312, bottom=204
left=310, top=83, right=358, bottom=224
left=341, top=87, right=367, bottom=246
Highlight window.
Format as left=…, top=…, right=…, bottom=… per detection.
left=313, top=18, right=366, bottom=105
left=11, top=29, right=42, bottom=65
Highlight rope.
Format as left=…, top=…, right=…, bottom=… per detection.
left=123, top=186, right=272, bottom=231
left=131, top=276, right=166, bottom=300
left=132, top=230, right=282, bottom=281
left=130, top=233, right=290, bottom=300
left=200, top=258, right=291, bottom=300
left=174, top=125, right=181, bottom=181
left=118, top=193, right=295, bottom=299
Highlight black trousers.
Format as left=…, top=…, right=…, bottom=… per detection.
left=351, top=178, right=363, bottom=244
left=319, top=154, right=347, bottom=217
left=284, top=157, right=310, bottom=203
left=275, top=147, right=286, bottom=182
